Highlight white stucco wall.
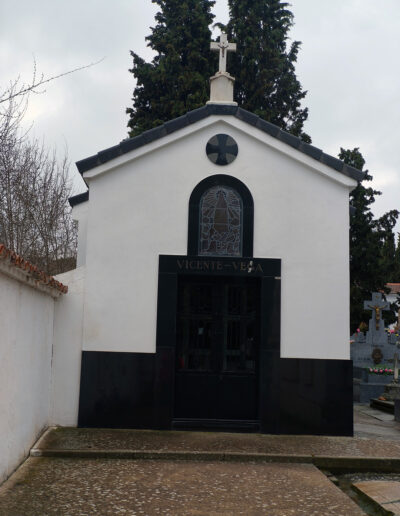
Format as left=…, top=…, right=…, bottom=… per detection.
left=50, top=267, right=85, bottom=426
left=0, top=272, right=54, bottom=484
left=81, top=116, right=354, bottom=360
left=72, top=202, right=89, bottom=267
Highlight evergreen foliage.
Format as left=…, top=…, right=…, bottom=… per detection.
left=127, top=0, right=216, bottom=136
left=226, top=0, right=310, bottom=142
left=127, top=0, right=310, bottom=141
left=342, top=148, right=399, bottom=331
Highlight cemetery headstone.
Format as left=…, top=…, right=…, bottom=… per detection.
left=351, top=292, right=393, bottom=370
left=364, top=292, right=390, bottom=342
left=351, top=292, right=397, bottom=402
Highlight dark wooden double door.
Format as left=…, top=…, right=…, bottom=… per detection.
left=174, top=275, right=260, bottom=427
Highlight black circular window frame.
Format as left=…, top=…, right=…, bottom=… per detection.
left=188, top=174, right=254, bottom=257
left=206, top=134, right=238, bottom=166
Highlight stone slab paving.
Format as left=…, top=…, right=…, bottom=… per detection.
left=354, top=404, right=400, bottom=441
left=356, top=406, right=395, bottom=422
left=353, top=480, right=400, bottom=515
left=0, top=458, right=365, bottom=516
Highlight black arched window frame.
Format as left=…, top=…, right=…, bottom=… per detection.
left=188, top=174, right=254, bottom=257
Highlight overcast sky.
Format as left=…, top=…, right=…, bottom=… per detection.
left=1, top=0, right=400, bottom=225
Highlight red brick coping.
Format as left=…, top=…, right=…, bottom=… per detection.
left=0, top=244, right=68, bottom=294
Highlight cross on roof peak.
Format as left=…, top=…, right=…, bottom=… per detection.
left=210, top=32, right=236, bottom=74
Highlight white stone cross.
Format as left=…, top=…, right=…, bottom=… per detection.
left=210, top=32, right=236, bottom=74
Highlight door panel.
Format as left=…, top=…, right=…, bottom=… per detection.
left=174, top=276, right=260, bottom=422
left=218, top=374, right=258, bottom=420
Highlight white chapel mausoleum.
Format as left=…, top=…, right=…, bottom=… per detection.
left=67, top=34, right=364, bottom=434
left=1, top=35, right=365, bottom=479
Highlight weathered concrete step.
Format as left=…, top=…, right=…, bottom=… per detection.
left=358, top=383, right=386, bottom=403
left=29, top=447, right=400, bottom=472
left=371, top=398, right=395, bottom=413
left=353, top=480, right=400, bottom=515
left=34, top=425, right=400, bottom=456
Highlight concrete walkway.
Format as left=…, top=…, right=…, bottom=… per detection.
left=25, top=405, right=400, bottom=472
left=1, top=404, right=400, bottom=515
left=0, top=459, right=365, bottom=515
left=353, top=480, right=400, bottom=514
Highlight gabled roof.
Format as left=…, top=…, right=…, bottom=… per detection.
left=76, top=104, right=365, bottom=183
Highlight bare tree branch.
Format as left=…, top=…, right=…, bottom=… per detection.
left=0, top=57, right=105, bottom=104
left=0, top=77, right=77, bottom=274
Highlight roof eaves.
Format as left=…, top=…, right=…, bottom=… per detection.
left=69, top=190, right=89, bottom=207
left=75, top=104, right=365, bottom=182
left=342, top=164, right=365, bottom=182
left=76, top=155, right=101, bottom=174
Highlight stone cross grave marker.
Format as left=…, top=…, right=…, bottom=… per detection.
left=210, top=33, right=237, bottom=74
left=364, top=292, right=390, bottom=332
left=351, top=292, right=394, bottom=370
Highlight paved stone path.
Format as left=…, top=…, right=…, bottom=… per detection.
left=353, top=480, right=400, bottom=514
left=354, top=404, right=400, bottom=441
left=0, top=458, right=364, bottom=516
left=2, top=404, right=400, bottom=515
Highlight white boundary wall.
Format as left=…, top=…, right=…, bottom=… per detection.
left=50, top=266, right=85, bottom=427
left=0, top=271, right=55, bottom=484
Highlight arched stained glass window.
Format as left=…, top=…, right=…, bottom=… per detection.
left=188, top=175, right=253, bottom=257
left=199, top=186, right=242, bottom=256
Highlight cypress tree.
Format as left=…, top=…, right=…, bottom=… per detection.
left=127, top=0, right=216, bottom=136
left=342, top=148, right=399, bottom=331
left=226, top=0, right=310, bottom=141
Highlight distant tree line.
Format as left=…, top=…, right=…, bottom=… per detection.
left=341, top=148, right=400, bottom=331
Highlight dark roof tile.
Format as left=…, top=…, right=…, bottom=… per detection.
left=277, top=131, right=301, bottom=150
left=98, top=144, right=122, bottom=164
left=76, top=155, right=100, bottom=174
left=142, top=125, right=168, bottom=144
left=321, top=153, right=345, bottom=172
left=164, top=114, right=189, bottom=134
left=235, top=108, right=259, bottom=126
left=75, top=104, right=365, bottom=183
left=120, top=135, right=145, bottom=153
left=186, top=106, right=210, bottom=124
left=342, top=164, right=365, bottom=182
left=69, top=190, right=89, bottom=207
left=256, top=118, right=280, bottom=137
left=208, top=104, right=238, bottom=116
left=299, top=142, right=323, bottom=161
